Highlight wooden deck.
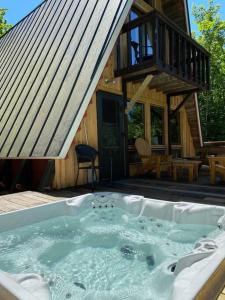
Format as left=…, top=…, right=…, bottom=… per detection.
left=0, top=181, right=224, bottom=300
left=0, top=191, right=63, bottom=213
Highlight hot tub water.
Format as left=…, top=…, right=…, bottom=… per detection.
left=0, top=206, right=221, bottom=300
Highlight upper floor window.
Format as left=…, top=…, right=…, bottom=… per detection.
left=130, top=10, right=139, bottom=21
left=128, top=10, right=153, bottom=66
left=151, top=106, right=165, bottom=145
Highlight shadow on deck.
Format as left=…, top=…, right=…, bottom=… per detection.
left=48, top=171, right=225, bottom=207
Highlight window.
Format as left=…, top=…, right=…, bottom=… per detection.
left=128, top=10, right=153, bottom=66
left=128, top=102, right=145, bottom=143
left=151, top=106, right=164, bottom=145
left=170, top=112, right=181, bottom=145
left=130, top=10, right=139, bottom=21
left=128, top=102, right=145, bottom=163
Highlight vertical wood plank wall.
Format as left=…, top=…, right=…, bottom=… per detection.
left=53, top=51, right=195, bottom=189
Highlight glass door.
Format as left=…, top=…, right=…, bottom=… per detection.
left=97, top=91, right=126, bottom=180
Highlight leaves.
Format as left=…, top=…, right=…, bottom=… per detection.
left=0, top=8, right=12, bottom=38
left=192, top=0, right=225, bottom=141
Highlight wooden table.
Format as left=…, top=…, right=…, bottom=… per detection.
left=172, top=159, right=202, bottom=183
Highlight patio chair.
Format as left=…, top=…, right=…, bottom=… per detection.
left=208, top=156, right=225, bottom=185
left=0, top=160, right=12, bottom=191
left=75, top=144, right=99, bottom=191
left=135, top=138, right=172, bottom=179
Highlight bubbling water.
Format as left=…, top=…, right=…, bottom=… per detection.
left=0, top=207, right=219, bottom=300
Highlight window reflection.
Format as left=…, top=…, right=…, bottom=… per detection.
left=128, top=102, right=145, bottom=163
left=151, top=106, right=164, bottom=145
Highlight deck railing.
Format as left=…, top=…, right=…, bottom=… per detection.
left=116, top=10, right=210, bottom=90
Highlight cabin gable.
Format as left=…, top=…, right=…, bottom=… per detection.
left=0, top=0, right=209, bottom=189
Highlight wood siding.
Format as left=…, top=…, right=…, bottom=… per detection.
left=53, top=50, right=195, bottom=189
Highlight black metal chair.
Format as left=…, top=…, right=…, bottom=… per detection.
left=131, top=40, right=153, bottom=65
left=75, top=144, right=99, bottom=191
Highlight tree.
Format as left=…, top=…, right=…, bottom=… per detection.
left=0, top=8, right=12, bottom=37
left=192, top=0, right=225, bottom=141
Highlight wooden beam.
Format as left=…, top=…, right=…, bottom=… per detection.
left=155, top=81, right=190, bottom=91
left=170, top=93, right=193, bottom=115
left=167, top=88, right=199, bottom=97
left=133, top=0, right=154, bottom=13
left=126, top=75, right=154, bottom=113
left=165, top=87, right=199, bottom=95
left=149, top=76, right=178, bottom=89
left=158, top=85, right=192, bottom=93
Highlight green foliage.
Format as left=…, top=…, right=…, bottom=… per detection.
left=192, top=0, right=225, bottom=141
left=128, top=103, right=144, bottom=140
left=0, top=8, right=12, bottom=37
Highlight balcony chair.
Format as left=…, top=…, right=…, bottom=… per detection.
left=131, top=40, right=153, bottom=65
left=135, top=138, right=172, bottom=179
left=75, top=144, right=99, bottom=191
left=208, top=156, right=225, bottom=185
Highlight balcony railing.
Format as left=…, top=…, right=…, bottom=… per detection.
left=116, top=10, right=210, bottom=90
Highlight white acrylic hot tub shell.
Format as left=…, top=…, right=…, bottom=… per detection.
left=0, top=192, right=225, bottom=300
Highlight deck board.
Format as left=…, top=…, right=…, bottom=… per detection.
left=0, top=191, right=62, bottom=213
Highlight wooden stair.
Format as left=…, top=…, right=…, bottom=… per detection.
left=185, top=94, right=202, bottom=149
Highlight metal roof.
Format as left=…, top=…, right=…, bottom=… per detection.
left=0, top=0, right=133, bottom=158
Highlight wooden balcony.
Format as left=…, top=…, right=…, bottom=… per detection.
left=115, top=9, right=210, bottom=94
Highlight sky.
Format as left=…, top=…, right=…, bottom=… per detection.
left=188, top=0, right=225, bottom=32
left=1, top=0, right=225, bottom=31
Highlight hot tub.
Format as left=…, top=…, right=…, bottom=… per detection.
left=0, top=192, right=225, bottom=300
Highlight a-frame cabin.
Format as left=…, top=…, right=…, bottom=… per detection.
left=0, top=0, right=210, bottom=190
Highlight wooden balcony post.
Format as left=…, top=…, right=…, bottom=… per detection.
left=176, top=34, right=181, bottom=74
left=127, top=31, right=132, bottom=68
left=168, top=28, right=174, bottom=71
left=192, top=46, right=196, bottom=81
left=197, top=49, right=201, bottom=84
left=153, top=15, right=159, bottom=65
left=186, top=42, right=191, bottom=79
left=183, top=38, right=187, bottom=78
left=202, top=53, right=205, bottom=87
left=139, top=24, right=144, bottom=64
left=161, top=22, right=166, bottom=66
